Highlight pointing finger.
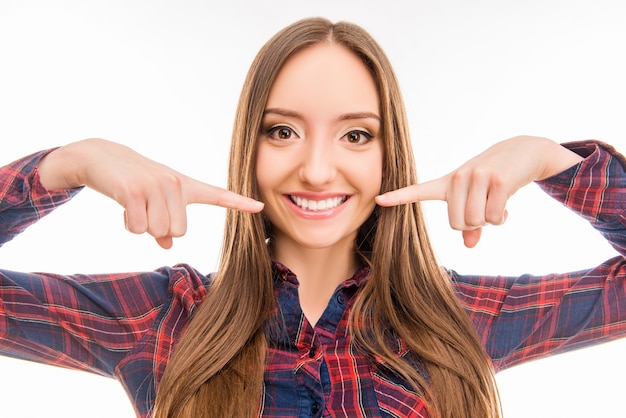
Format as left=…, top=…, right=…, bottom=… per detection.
left=375, top=177, right=447, bottom=207
left=186, top=179, right=264, bottom=213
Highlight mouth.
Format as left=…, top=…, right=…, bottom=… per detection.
left=288, top=195, right=348, bottom=212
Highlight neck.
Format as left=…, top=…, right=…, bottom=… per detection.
left=271, top=235, right=359, bottom=325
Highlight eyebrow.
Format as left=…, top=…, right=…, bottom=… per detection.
left=338, top=112, right=381, bottom=122
left=263, top=108, right=303, bottom=120
left=263, top=108, right=380, bottom=122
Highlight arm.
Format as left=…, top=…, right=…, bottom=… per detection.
left=0, top=263, right=212, bottom=418
left=377, top=136, right=624, bottom=369
left=0, top=145, right=211, bottom=376
left=377, top=135, right=584, bottom=247
left=0, top=149, right=81, bottom=246
left=0, top=138, right=259, bottom=377
left=452, top=140, right=625, bottom=370
left=537, top=141, right=625, bottom=253
left=36, top=138, right=264, bottom=248
left=0, top=266, right=191, bottom=376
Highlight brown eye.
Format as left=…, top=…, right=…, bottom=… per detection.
left=347, top=132, right=360, bottom=143
left=268, top=126, right=295, bottom=141
left=278, top=128, right=292, bottom=139
left=344, top=130, right=372, bottom=145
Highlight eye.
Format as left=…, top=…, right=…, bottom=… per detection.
left=344, top=130, right=372, bottom=145
left=267, top=126, right=296, bottom=141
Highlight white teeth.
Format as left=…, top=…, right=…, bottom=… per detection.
left=291, top=195, right=347, bottom=211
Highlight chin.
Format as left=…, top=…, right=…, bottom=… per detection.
left=293, top=231, right=354, bottom=251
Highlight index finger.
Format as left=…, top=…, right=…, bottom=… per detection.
left=375, top=177, right=447, bottom=207
left=187, top=179, right=264, bottom=213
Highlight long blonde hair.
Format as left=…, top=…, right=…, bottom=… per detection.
left=154, top=17, right=500, bottom=418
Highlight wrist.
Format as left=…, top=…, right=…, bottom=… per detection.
left=37, top=139, right=93, bottom=190
left=534, top=137, right=584, bottom=181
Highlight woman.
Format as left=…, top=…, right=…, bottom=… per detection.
left=1, top=17, right=624, bottom=418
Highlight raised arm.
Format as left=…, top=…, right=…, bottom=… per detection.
left=37, top=138, right=264, bottom=248
left=1, top=139, right=257, bottom=356
left=376, top=135, right=584, bottom=247
left=447, top=140, right=625, bottom=370
left=1, top=142, right=225, bottom=415
left=379, top=137, right=625, bottom=369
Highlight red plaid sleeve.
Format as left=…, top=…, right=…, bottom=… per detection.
left=0, top=151, right=210, bottom=418
left=452, top=140, right=626, bottom=371
left=0, top=149, right=81, bottom=245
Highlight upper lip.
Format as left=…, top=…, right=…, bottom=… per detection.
left=286, top=192, right=350, bottom=200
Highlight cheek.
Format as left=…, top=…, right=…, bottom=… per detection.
left=255, top=150, right=268, bottom=200
left=255, top=145, right=281, bottom=200
left=339, top=152, right=383, bottom=208
left=368, top=169, right=383, bottom=197
left=360, top=148, right=384, bottom=194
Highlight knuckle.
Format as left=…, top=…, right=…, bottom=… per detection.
left=169, top=224, right=187, bottom=238
left=485, top=210, right=505, bottom=225
left=120, top=180, right=155, bottom=204
left=470, top=166, right=490, bottom=181
left=465, top=214, right=485, bottom=227
left=450, top=169, right=469, bottom=186
left=147, top=222, right=169, bottom=239
left=126, top=219, right=147, bottom=234
left=162, top=172, right=183, bottom=190
left=149, top=229, right=169, bottom=240
left=448, top=218, right=465, bottom=231
left=488, top=174, right=506, bottom=190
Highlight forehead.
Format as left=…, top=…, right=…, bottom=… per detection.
left=265, top=43, right=379, bottom=117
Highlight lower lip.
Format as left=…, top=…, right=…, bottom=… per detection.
left=283, top=195, right=350, bottom=220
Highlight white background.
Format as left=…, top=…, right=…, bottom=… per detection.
left=0, top=0, right=625, bottom=417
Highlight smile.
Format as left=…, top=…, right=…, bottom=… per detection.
left=289, top=195, right=348, bottom=211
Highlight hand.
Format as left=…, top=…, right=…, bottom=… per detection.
left=375, top=136, right=583, bottom=248
left=38, top=138, right=264, bottom=249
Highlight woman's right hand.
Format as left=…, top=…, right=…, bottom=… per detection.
left=37, top=138, right=264, bottom=249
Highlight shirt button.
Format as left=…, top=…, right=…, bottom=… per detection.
left=312, top=402, right=320, bottom=414
left=336, top=293, right=345, bottom=304
left=309, top=348, right=316, bottom=358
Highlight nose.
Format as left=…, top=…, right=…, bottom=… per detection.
left=298, top=137, right=336, bottom=187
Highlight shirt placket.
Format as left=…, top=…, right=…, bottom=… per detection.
left=294, top=322, right=325, bottom=417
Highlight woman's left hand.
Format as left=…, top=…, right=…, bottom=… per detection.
left=375, top=135, right=584, bottom=248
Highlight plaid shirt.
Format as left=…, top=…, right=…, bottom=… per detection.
left=0, top=141, right=624, bottom=418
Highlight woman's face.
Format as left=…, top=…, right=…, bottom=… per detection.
left=256, top=42, right=383, bottom=253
